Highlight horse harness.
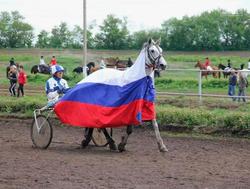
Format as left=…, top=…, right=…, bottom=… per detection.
left=146, top=44, right=162, bottom=70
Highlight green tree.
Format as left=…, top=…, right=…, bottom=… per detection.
left=131, top=29, right=162, bottom=49
left=160, top=9, right=250, bottom=51
left=36, top=30, right=50, bottom=48
left=69, top=25, right=95, bottom=49
left=95, top=15, right=129, bottom=49
left=50, top=22, right=71, bottom=48
left=0, top=11, right=34, bottom=48
left=161, top=18, right=189, bottom=50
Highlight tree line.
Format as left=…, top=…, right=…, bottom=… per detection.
left=0, top=9, right=250, bottom=50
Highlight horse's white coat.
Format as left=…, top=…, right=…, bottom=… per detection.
left=119, top=39, right=168, bottom=152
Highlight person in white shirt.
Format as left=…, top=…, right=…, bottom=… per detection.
left=38, top=56, right=48, bottom=72
left=39, top=56, right=46, bottom=65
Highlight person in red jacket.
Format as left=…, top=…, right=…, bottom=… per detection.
left=17, top=65, right=27, bottom=97
left=50, top=56, right=57, bottom=66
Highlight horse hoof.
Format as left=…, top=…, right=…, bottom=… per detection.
left=160, top=146, right=168, bottom=152
left=109, top=141, right=117, bottom=151
left=158, top=142, right=168, bottom=152
left=118, top=143, right=126, bottom=152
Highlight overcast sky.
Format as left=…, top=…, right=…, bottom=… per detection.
left=1, top=0, right=250, bottom=34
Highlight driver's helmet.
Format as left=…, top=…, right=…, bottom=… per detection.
left=51, top=65, right=64, bottom=75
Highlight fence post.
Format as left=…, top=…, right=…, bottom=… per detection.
left=198, top=70, right=202, bottom=104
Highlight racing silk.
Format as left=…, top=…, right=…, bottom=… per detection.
left=204, top=59, right=211, bottom=67
left=45, top=76, right=69, bottom=102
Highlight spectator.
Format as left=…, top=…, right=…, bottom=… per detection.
left=237, top=72, right=248, bottom=102
left=9, top=57, right=16, bottom=67
left=8, top=65, right=18, bottom=96
left=127, top=57, right=133, bottom=67
left=45, top=65, right=69, bottom=107
left=17, top=65, right=27, bottom=97
left=50, top=56, right=57, bottom=66
left=228, top=70, right=237, bottom=101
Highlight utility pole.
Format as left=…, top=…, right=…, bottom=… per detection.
left=83, top=0, right=87, bottom=77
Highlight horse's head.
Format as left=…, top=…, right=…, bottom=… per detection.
left=218, top=63, right=225, bottom=70
left=144, top=38, right=167, bottom=75
left=194, top=61, right=200, bottom=68
left=195, top=61, right=205, bottom=69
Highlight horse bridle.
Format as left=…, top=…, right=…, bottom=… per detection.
left=146, top=44, right=162, bottom=69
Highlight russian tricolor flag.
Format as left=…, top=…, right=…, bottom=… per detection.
left=54, top=50, right=156, bottom=128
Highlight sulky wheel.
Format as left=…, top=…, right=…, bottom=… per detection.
left=31, top=115, right=53, bottom=149
left=92, top=128, right=112, bottom=147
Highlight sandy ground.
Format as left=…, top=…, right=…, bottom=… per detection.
left=0, top=118, right=250, bottom=189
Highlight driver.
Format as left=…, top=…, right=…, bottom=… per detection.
left=45, top=65, right=69, bottom=107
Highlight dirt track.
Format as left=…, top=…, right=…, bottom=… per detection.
left=0, top=118, right=250, bottom=189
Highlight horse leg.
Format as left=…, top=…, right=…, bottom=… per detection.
left=101, top=128, right=117, bottom=151
left=213, top=72, right=216, bottom=78
left=205, top=73, right=207, bottom=80
left=118, top=125, right=133, bottom=152
left=81, top=128, right=93, bottom=148
left=152, top=119, right=168, bottom=152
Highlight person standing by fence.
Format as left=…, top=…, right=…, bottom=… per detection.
left=237, top=72, right=248, bottom=102
left=17, top=65, right=27, bottom=97
left=228, top=70, right=237, bottom=101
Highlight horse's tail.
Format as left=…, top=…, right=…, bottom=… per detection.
left=31, top=66, right=34, bottom=74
